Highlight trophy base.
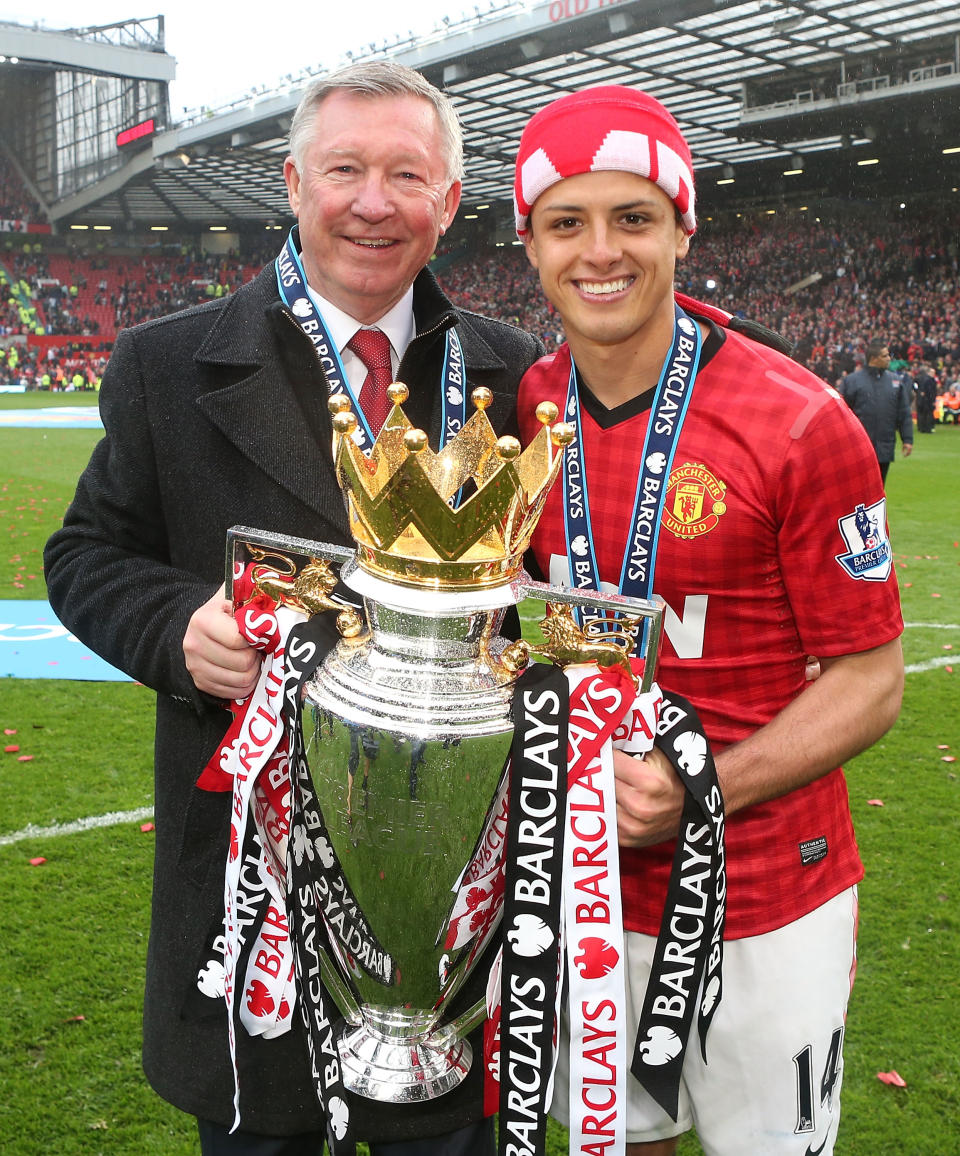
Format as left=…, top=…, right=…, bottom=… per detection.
left=338, top=1022, right=472, bottom=1103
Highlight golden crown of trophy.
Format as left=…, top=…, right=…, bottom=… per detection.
left=226, top=384, right=664, bottom=1105
left=331, top=382, right=569, bottom=591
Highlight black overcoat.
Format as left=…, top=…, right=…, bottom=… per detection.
left=44, top=260, right=544, bottom=1137
left=839, top=365, right=914, bottom=464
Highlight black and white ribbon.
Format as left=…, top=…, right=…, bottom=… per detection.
left=630, top=691, right=725, bottom=1122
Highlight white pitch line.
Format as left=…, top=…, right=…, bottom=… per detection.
left=900, top=622, right=957, bottom=673
left=0, top=806, right=154, bottom=848
left=1, top=625, right=956, bottom=849
left=904, top=655, right=956, bottom=675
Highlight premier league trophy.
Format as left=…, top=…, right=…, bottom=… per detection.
left=225, top=384, right=664, bottom=1112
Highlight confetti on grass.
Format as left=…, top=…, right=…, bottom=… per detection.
left=877, top=1070, right=907, bottom=1088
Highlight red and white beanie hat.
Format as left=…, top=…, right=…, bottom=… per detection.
left=514, top=85, right=696, bottom=237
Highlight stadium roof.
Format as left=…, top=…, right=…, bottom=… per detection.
left=17, top=0, right=960, bottom=235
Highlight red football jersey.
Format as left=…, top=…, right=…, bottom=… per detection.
left=518, top=324, right=903, bottom=938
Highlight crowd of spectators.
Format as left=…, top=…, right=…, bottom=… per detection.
left=1, top=246, right=267, bottom=337
left=437, top=206, right=960, bottom=397
left=1, top=203, right=959, bottom=407
left=0, top=341, right=111, bottom=391
left=674, top=210, right=960, bottom=390
left=436, top=245, right=566, bottom=351
left=0, top=243, right=271, bottom=387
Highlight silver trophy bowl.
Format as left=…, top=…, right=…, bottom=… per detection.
left=227, top=526, right=663, bottom=1106
left=302, top=558, right=518, bottom=1103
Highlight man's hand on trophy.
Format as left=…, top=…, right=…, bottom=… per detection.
left=612, top=746, right=685, bottom=848
left=183, top=584, right=261, bottom=701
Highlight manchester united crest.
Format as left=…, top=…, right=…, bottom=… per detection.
left=661, top=463, right=727, bottom=539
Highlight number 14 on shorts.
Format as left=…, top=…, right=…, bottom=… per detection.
left=793, top=1026, right=844, bottom=1134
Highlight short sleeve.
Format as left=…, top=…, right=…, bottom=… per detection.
left=775, top=389, right=903, bottom=657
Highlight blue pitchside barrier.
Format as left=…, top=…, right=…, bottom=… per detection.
left=0, top=601, right=130, bottom=681
left=0, top=406, right=103, bottom=429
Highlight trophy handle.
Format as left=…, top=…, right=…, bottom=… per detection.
left=225, top=528, right=664, bottom=696
left=446, top=997, right=488, bottom=1041
left=225, top=526, right=353, bottom=602
left=514, top=577, right=664, bottom=696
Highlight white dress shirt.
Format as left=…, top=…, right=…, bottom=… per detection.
left=305, top=285, right=416, bottom=394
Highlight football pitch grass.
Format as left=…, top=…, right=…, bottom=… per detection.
left=0, top=394, right=957, bottom=1154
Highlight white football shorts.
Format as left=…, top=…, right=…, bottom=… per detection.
left=550, top=886, right=858, bottom=1154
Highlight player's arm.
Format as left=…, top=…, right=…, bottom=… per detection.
left=710, top=636, right=903, bottom=813
left=614, top=637, right=903, bottom=848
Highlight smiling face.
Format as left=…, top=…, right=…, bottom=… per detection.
left=283, top=89, right=461, bottom=324
left=523, top=169, right=689, bottom=362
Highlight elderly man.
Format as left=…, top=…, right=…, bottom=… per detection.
left=45, top=62, right=541, bottom=1156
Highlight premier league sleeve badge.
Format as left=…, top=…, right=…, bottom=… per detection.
left=834, top=498, right=893, bottom=581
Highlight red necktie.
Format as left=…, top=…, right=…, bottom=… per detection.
left=347, top=327, right=393, bottom=436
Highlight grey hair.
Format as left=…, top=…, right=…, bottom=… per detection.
left=287, top=61, right=464, bottom=184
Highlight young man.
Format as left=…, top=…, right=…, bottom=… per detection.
left=514, top=87, right=904, bottom=1155
left=44, top=62, right=543, bottom=1156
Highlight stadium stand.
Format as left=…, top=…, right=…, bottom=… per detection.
left=1, top=8, right=958, bottom=410
left=2, top=203, right=958, bottom=404
left=0, top=153, right=45, bottom=231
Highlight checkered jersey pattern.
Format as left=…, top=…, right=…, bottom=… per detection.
left=519, top=331, right=903, bottom=937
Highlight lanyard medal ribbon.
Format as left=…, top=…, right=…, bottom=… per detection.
left=557, top=303, right=727, bottom=1126
left=199, top=563, right=375, bottom=1153
left=275, top=229, right=466, bottom=459
left=562, top=304, right=700, bottom=641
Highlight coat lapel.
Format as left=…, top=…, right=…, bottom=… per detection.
left=192, top=268, right=345, bottom=529
left=188, top=264, right=510, bottom=531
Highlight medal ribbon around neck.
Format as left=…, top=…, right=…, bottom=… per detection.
left=562, top=302, right=703, bottom=622
left=559, top=302, right=726, bottom=1125
left=276, top=228, right=465, bottom=460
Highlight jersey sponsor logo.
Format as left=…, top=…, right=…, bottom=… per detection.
left=834, top=498, right=892, bottom=581
left=661, top=463, right=727, bottom=540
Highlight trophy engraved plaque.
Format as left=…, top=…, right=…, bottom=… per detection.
left=225, top=385, right=664, bottom=1107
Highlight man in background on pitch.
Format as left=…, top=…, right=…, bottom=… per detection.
left=840, top=339, right=914, bottom=481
